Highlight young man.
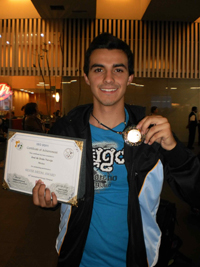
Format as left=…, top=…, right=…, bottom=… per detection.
left=187, top=106, right=198, bottom=149
left=33, top=33, right=200, bottom=267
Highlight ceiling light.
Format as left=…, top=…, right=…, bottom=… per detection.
left=62, top=79, right=77, bottom=84
left=55, top=92, right=60, bottom=102
left=37, top=82, right=49, bottom=87
left=171, top=103, right=180, bottom=106
left=190, top=87, right=200, bottom=89
left=130, top=83, right=144, bottom=87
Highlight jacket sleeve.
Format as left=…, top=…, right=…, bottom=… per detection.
left=160, top=141, right=200, bottom=208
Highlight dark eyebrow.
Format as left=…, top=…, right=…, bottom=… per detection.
left=90, top=63, right=127, bottom=69
left=90, top=64, right=104, bottom=70
left=113, top=64, right=127, bottom=69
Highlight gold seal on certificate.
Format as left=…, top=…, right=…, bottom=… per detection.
left=122, top=126, right=144, bottom=146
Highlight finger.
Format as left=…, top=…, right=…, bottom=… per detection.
left=32, top=180, right=44, bottom=206
left=37, top=183, right=48, bottom=207
left=145, top=125, right=168, bottom=145
left=136, top=116, right=150, bottom=131
left=51, top=192, right=58, bottom=207
left=44, top=188, right=53, bottom=207
left=145, top=123, right=176, bottom=150
left=33, top=180, right=58, bottom=208
left=144, top=123, right=169, bottom=143
left=137, top=116, right=167, bottom=135
left=44, top=188, right=58, bottom=207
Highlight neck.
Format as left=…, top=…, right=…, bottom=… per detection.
left=90, top=105, right=125, bottom=129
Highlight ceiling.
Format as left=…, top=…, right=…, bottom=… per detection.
left=30, top=0, right=200, bottom=22
left=142, top=0, right=200, bottom=22
left=31, top=0, right=96, bottom=19
left=0, top=0, right=200, bottom=22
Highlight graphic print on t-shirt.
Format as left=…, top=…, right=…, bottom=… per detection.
left=92, top=141, right=125, bottom=192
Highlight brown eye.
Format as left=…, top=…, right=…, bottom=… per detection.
left=94, top=68, right=103, bottom=73
left=115, top=68, right=123, bottom=73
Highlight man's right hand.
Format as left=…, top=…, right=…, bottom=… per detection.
left=32, top=180, right=58, bottom=208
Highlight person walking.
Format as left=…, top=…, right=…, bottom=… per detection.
left=187, top=106, right=198, bottom=149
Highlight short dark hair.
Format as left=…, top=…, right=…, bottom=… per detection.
left=24, top=102, right=38, bottom=115
left=83, top=33, right=134, bottom=76
left=151, top=106, right=158, bottom=114
left=192, top=106, right=197, bottom=112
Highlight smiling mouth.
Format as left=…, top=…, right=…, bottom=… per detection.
left=101, top=88, right=117, bottom=92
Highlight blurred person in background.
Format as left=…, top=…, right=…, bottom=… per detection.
left=187, top=106, right=197, bottom=149
left=150, top=106, right=158, bottom=115
left=197, top=110, right=200, bottom=146
left=11, top=111, right=17, bottom=119
left=23, top=102, right=45, bottom=133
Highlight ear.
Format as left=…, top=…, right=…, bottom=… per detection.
left=127, top=74, right=134, bottom=86
left=84, top=73, right=90, bottom=86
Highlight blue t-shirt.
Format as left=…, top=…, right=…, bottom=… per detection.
left=80, top=111, right=129, bottom=267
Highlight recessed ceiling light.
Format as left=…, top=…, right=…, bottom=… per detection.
left=130, top=83, right=144, bottom=87
left=190, top=87, right=200, bottom=89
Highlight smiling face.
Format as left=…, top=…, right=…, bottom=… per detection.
left=84, top=49, right=134, bottom=109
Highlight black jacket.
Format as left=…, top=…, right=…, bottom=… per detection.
left=50, top=104, right=200, bottom=267
left=188, top=111, right=198, bottom=129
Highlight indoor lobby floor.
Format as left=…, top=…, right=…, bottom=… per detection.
left=0, top=141, right=200, bottom=267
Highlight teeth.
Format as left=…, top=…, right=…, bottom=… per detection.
left=101, top=88, right=117, bottom=92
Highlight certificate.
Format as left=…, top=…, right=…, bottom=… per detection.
left=3, top=130, right=86, bottom=206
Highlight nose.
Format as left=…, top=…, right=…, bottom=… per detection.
left=104, top=70, right=114, bottom=83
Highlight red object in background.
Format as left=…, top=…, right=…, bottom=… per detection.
left=11, top=119, right=23, bottom=130
left=0, top=83, right=13, bottom=101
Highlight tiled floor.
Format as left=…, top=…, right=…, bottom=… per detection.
left=0, top=141, right=200, bottom=267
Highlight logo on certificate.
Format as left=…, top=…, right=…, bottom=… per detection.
left=64, top=148, right=74, bottom=159
left=15, top=141, right=23, bottom=150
